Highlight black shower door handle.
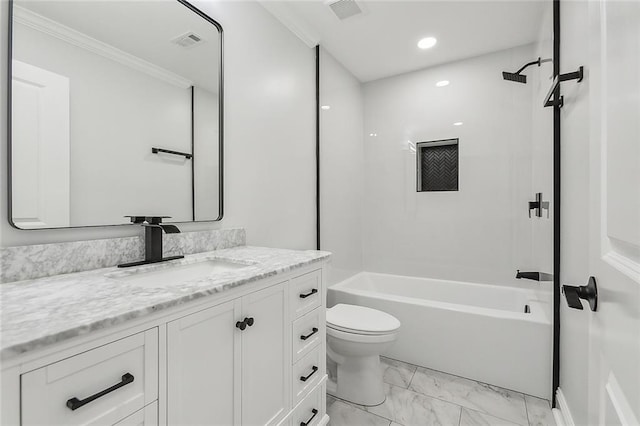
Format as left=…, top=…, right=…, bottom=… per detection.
left=562, top=276, right=598, bottom=311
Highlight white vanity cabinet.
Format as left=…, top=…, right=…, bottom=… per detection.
left=167, top=299, right=241, bottom=425
left=113, top=402, right=159, bottom=426
left=1, top=263, right=328, bottom=426
left=167, top=281, right=290, bottom=426
left=21, top=329, right=159, bottom=426
left=240, top=282, right=290, bottom=425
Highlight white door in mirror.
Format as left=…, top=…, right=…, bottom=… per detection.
left=11, top=60, right=70, bottom=229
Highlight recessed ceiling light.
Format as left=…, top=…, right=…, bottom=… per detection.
left=436, top=80, right=450, bottom=87
left=453, top=122, right=463, bottom=126
left=369, top=133, right=377, bottom=137
left=321, top=105, right=331, bottom=110
left=417, top=37, right=437, bottom=50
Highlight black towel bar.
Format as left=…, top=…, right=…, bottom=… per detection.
left=152, top=147, right=193, bottom=159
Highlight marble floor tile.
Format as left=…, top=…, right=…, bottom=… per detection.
left=327, top=394, right=338, bottom=409
left=408, top=368, right=528, bottom=426
left=365, top=384, right=461, bottom=426
left=460, top=408, right=521, bottom=426
left=380, top=357, right=417, bottom=388
left=524, top=395, right=556, bottom=426
left=328, top=399, right=391, bottom=426
left=327, top=393, right=366, bottom=411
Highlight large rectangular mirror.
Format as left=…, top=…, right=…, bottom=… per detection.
left=8, top=0, right=223, bottom=229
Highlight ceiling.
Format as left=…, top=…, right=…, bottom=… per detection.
left=261, top=0, right=548, bottom=82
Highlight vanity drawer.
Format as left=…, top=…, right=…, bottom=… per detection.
left=290, top=270, right=322, bottom=319
left=21, top=329, right=158, bottom=426
left=113, top=401, right=158, bottom=426
left=292, top=309, right=323, bottom=363
left=292, top=346, right=323, bottom=405
left=291, top=383, right=324, bottom=426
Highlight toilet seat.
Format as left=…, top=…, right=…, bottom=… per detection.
left=326, top=326, right=398, bottom=343
left=327, top=304, right=401, bottom=336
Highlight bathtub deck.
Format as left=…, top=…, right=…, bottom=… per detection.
left=327, top=357, right=556, bottom=426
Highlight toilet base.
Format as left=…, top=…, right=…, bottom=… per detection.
left=331, top=355, right=386, bottom=406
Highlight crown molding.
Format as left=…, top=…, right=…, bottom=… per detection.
left=257, top=1, right=320, bottom=49
left=13, top=5, right=193, bottom=89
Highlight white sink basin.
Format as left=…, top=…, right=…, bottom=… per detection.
left=111, top=259, right=250, bottom=288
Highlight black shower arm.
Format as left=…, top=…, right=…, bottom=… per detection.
left=514, top=57, right=552, bottom=75
left=515, top=58, right=542, bottom=75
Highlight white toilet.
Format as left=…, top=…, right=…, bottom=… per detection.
left=326, top=304, right=401, bottom=406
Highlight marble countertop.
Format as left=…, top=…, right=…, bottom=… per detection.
left=0, top=246, right=330, bottom=360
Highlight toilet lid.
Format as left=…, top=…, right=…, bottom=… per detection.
left=326, top=304, right=401, bottom=335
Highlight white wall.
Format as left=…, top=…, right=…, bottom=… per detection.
left=194, top=87, right=220, bottom=221
left=319, top=48, right=364, bottom=285
left=362, top=45, right=551, bottom=288
left=558, top=1, right=591, bottom=423
left=0, top=0, right=316, bottom=250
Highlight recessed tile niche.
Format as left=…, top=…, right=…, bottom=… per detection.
left=416, top=139, right=459, bottom=192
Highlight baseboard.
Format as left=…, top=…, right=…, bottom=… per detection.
left=552, top=408, right=566, bottom=426
left=318, top=414, right=330, bottom=426
left=555, top=388, right=576, bottom=426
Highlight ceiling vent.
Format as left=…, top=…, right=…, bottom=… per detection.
left=171, top=32, right=205, bottom=49
left=327, top=0, right=363, bottom=20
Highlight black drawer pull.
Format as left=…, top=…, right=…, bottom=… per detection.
left=299, top=289, right=318, bottom=299
left=300, top=366, right=318, bottom=382
left=66, top=373, right=134, bottom=411
left=300, top=327, right=318, bottom=341
left=300, top=408, right=318, bottom=426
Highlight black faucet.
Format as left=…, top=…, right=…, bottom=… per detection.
left=516, top=270, right=554, bottom=282
left=118, top=216, right=184, bottom=268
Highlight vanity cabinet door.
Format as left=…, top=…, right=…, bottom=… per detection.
left=241, top=282, right=291, bottom=425
left=167, top=299, right=242, bottom=426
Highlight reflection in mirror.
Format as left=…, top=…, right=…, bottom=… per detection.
left=9, top=0, right=222, bottom=229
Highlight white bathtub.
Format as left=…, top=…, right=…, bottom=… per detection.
left=328, top=272, right=552, bottom=399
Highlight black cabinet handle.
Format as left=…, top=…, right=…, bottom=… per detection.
left=300, top=408, right=318, bottom=426
left=300, top=327, right=318, bottom=341
left=66, top=373, right=134, bottom=411
left=236, top=317, right=254, bottom=330
left=236, top=319, right=247, bottom=330
left=300, top=366, right=318, bottom=382
left=299, top=289, right=318, bottom=299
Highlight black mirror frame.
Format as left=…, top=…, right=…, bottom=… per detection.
left=6, top=0, right=224, bottom=230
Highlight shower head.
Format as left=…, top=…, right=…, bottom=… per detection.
left=502, top=71, right=527, bottom=84
left=502, top=57, right=550, bottom=84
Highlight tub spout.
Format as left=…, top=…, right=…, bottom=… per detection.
left=516, top=270, right=553, bottom=282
